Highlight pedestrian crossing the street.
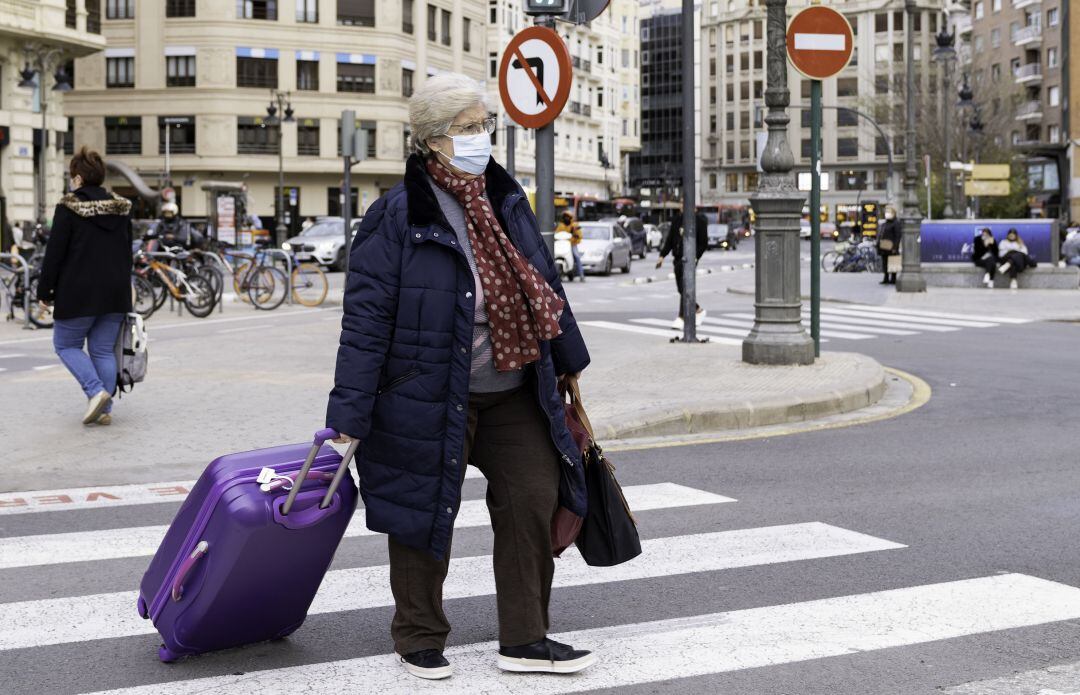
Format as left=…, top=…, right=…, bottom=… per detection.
left=4, top=461, right=1080, bottom=694
left=582, top=304, right=1031, bottom=344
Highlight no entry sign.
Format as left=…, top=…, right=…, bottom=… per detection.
left=786, top=5, right=854, bottom=80
left=499, top=26, right=573, bottom=129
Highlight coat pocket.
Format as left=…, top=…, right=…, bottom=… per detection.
left=377, top=368, right=420, bottom=395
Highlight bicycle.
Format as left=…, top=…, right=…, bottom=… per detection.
left=0, top=250, right=53, bottom=328
left=281, top=249, right=328, bottom=307
left=133, top=249, right=217, bottom=318
left=228, top=245, right=289, bottom=311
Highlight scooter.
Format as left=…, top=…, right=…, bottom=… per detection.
left=554, top=230, right=574, bottom=279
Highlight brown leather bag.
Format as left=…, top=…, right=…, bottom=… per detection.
left=550, top=377, right=590, bottom=556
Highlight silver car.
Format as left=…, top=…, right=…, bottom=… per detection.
left=578, top=221, right=632, bottom=275
left=282, top=217, right=361, bottom=271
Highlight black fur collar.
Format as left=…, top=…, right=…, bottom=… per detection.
left=404, top=154, right=522, bottom=228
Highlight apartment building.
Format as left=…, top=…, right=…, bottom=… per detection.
left=700, top=0, right=945, bottom=221
left=485, top=1, right=640, bottom=200
left=0, top=0, right=105, bottom=232
left=65, top=0, right=486, bottom=240
left=629, top=1, right=704, bottom=215
left=969, top=0, right=1065, bottom=217
left=1068, top=0, right=1076, bottom=222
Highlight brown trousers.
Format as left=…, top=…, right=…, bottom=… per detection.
left=388, top=385, right=561, bottom=654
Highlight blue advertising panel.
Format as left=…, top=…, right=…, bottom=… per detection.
left=920, top=219, right=1058, bottom=264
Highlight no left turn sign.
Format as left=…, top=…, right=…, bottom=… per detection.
left=499, top=26, right=573, bottom=129
left=786, top=5, right=854, bottom=80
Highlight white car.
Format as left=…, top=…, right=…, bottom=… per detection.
left=578, top=221, right=633, bottom=275
left=282, top=217, right=361, bottom=271
left=644, top=223, right=662, bottom=250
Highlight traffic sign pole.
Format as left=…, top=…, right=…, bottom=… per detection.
left=534, top=17, right=557, bottom=255
left=810, top=79, right=821, bottom=357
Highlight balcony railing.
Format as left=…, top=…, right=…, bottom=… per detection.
left=583, top=59, right=591, bottom=72
left=569, top=101, right=582, bottom=115
left=1013, top=25, right=1042, bottom=45
left=571, top=55, right=581, bottom=69
left=1012, top=0, right=1041, bottom=8
left=1015, top=100, right=1042, bottom=119
left=582, top=104, right=591, bottom=117
left=1014, top=63, right=1042, bottom=82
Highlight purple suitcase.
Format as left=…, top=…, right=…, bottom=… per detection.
left=138, top=428, right=359, bottom=662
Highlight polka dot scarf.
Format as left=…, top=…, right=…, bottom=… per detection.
left=426, top=157, right=565, bottom=372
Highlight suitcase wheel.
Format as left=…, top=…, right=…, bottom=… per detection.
left=158, top=645, right=180, bottom=663
left=136, top=596, right=149, bottom=619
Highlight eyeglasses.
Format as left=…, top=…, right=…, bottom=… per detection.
left=446, top=117, right=497, bottom=137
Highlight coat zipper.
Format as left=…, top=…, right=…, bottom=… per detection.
left=378, top=368, right=420, bottom=394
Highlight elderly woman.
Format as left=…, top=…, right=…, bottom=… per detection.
left=325, top=73, right=593, bottom=680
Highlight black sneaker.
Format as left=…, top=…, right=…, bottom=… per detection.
left=398, top=649, right=452, bottom=680
left=497, top=637, right=597, bottom=673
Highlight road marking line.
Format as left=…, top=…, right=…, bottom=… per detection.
left=580, top=320, right=741, bottom=345
left=31, top=364, right=59, bottom=371
left=797, top=312, right=920, bottom=336
left=724, top=312, right=960, bottom=333
left=216, top=325, right=264, bottom=335
left=0, top=354, right=25, bottom=359
left=84, top=573, right=1080, bottom=695
left=843, top=305, right=1031, bottom=324
left=0, top=483, right=732, bottom=570
left=818, top=307, right=998, bottom=328
left=794, top=33, right=847, bottom=51
left=630, top=318, right=836, bottom=342
left=0, top=523, right=902, bottom=651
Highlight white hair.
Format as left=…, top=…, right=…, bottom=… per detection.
left=408, top=72, right=490, bottom=156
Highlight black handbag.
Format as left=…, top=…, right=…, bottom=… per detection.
left=563, top=378, right=642, bottom=567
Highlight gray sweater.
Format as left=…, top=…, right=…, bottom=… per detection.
left=428, top=176, right=525, bottom=393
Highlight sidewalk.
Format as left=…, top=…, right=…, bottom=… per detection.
left=2, top=313, right=887, bottom=492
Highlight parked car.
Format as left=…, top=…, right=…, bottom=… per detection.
left=799, top=220, right=838, bottom=240
left=578, top=221, right=632, bottom=275
left=645, top=223, right=662, bottom=250
left=282, top=217, right=361, bottom=271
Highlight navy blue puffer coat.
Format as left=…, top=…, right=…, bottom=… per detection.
left=326, top=155, right=590, bottom=560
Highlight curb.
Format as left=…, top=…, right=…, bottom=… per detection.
left=594, top=356, right=887, bottom=440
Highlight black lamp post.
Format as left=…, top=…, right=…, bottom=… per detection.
left=266, top=89, right=295, bottom=245
left=17, top=44, right=72, bottom=224
left=933, top=29, right=957, bottom=217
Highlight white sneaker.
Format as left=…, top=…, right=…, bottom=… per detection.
left=982, top=272, right=990, bottom=285
left=696, top=307, right=708, bottom=326
left=82, top=391, right=112, bottom=425
left=1010, top=279, right=1019, bottom=290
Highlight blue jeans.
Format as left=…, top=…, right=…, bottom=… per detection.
left=571, top=244, right=585, bottom=279
left=53, top=313, right=124, bottom=411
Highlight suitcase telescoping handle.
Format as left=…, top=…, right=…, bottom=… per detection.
left=281, top=429, right=359, bottom=516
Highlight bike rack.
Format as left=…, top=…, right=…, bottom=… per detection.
left=192, top=250, right=229, bottom=313
left=0, top=253, right=33, bottom=329
left=262, top=248, right=294, bottom=306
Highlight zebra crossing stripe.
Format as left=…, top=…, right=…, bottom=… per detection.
left=580, top=321, right=742, bottom=345
left=815, top=307, right=998, bottom=328
left=0, top=522, right=903, bottom=651
left=844, top=305, right=1031, bottom=325
left=795, top=311, right=933, bottom=334
left=84, top=573, right=1080, bottom=695
left=0, top=483, right=733, bottom=570
left=631, top=317, right=838, bottom=342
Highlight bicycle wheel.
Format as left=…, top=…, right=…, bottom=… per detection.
left=232, top=261, right=253, bottom=304
left=291, top=262, right=328, bottom=307
left=198, top=266, right=225, bottom=305
left=183, top=274, right=217, bottom=318
left=26, top=277, right=54, bottom=329
left=248, top=267, right=288, bottom=310
left=868, top=254, right=883, bottom=273
left=132, top=275, right=157, bottom=319
left=821, top=251, right=840, bottom=273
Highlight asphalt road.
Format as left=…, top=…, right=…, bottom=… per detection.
left=2, top=245, right=1080, bottom=694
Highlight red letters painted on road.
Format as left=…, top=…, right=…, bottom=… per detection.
left=35, top=495, right=74, bottom=505
left=0, top=498, right=27, bottom=508
left=85, top=492, right=121, bottom=502
left=149, top=486, right=189, bottom=497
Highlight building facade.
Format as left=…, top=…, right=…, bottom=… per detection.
left=700, top=0, right=945, bottom=223
left=65, top=0, right=486, bottom=240
left=1068, top=0, right=1077, bottom=222
left=485, top=1, right=640, bottom=200
left=1, top=0, right=105, bottom=234
left=969, top=0, right=1066, bottom=218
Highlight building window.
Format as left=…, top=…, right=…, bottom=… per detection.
left=86, top=0, right=101, bottom=32
left=726, top=112, right=734, bottom=130
left=427, top=5, right=437, bottom=41
left=338, top=0, right=375, bottom=26
left=801, top=138, right=812, bottom=159
left=726, top=141, right=734, bottom=161
left=726, top=173, right=739, bottom=191
left=708, top=173, right=717, bottom=189
left=297, top=120, right=320, bottom=155
left=105, top=116, right=141, bottom=155
left=875, top=13, right=887, bottom=32
left=837, top=78, right=858, bottom=97
left=328, top=187, right=359, bottom=217
left=973, top=1, right=983, bottom=19
left=337, top=63, right=375, bottom=93
left=875, top=75, right=888, bottom=94
left=166, top=55, right=195, bottom=87
left=106, top=57, right=134, bottom=88
left=992, top=0, right=1000, bottom=11
left=1047, top=8, right=1058, bottom=26
left=402, top=0, right=414, bottom=33
left=990, top=63, right=1001, bottom=82
left=838, top=109, right=858, bottom=127
left=237, top=56, right=278, bottom=88
left=297, top=59, right=319, bottom=90
left=337, top=120, right=376, bottom=157
left=106, top=0, right=134, bottom=18
left=237, top=0, right=278, bottom=20
left=837, top=137, right=859, bottom=157
left=237, top=116, right=279, bottom=154
left=296, top=0, right=317, bottom=22
left=166, top=0, right=196, bottom=16
left=837, top=171, right=867, bottom=190
left=463, top=17, right=471, bottom=52
left=158, top=116, right=195, bottom=154
left=1047, top=48, right=1057, bottom=68
left=753, top=51, right=762, bottom=70
left=1048, top=86, right=1059, bottom=106
left=402, top=68, right=414, bottom=97
left=973, top=35, right=984, bottom=53
left=489, top=52, right=497, bottom=78
left=441, top=9, right=451, bottom=46
left=64, top=117, right=75, bottom=155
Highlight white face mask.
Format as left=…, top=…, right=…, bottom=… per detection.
left=69, top=176, right=82, bottom=192
left=441, top=132, right=491, bottom=175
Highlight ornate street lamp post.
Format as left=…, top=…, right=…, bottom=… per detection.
left=933, top=29, right=957, bottom=218
left=17, top=44, right=72, bottom=224
left=896, top=0, right=927, bottom=293
left=265, top=89, right=295, bottom=246
left=742, top=0, right=814, bottom=364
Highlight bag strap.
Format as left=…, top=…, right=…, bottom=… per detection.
left=562, top=376, right=595, bottom=440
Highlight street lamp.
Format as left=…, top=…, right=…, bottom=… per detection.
left=17, top=44, right=72, bottom=224
left=896, top=0, right=927, bottom=292
left=266, top=89, right=295, bottom=245
left=933, top=28, right=957, bottom=217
